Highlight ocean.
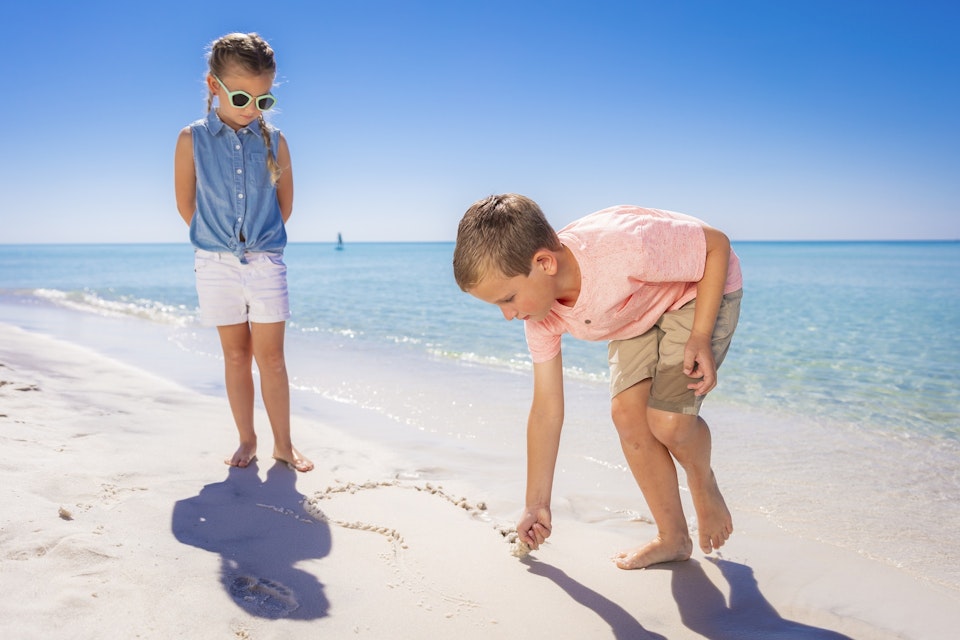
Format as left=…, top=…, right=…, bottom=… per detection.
left=1, top=241, right=958, bottom=591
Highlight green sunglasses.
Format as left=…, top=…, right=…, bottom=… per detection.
left=213, top=75, right=277, bottom=111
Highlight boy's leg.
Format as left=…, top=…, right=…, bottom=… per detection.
left=611, top=380, right=694, bottom=569
left=644, top=291, right=739, bottom=555
left=609, top=291, right=739, bottom=567
left=250, top=321, right=313, bottom=472
left=217, top=323, right=257, bottom=467
left=647, top=408, right=732, bottom=555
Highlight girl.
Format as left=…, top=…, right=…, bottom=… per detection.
left=174, top=32, right=313, bottom=472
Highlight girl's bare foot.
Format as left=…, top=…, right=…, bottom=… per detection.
left=274, top=446, right=314, bottom=473
left=690, top=470, right=733, bottom=553
left=614, top=534, right=693, bottom=570
left=226, top=443, right=257, bottom=468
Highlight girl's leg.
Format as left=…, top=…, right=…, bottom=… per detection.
left=250, top=321, right=313, bottom=472
left=647, top=408, right=732, bottom=555
left=611, top=380, right=694, bottom=569
left=217, top=323, right=257, bottom=467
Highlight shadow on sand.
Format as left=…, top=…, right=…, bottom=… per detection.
left=171, top=461, right=331, bottom=619
left=523, top=555, right=854, bottom=639
left=667, top=557, right=854, bottom=639
left=523, top=557, right=668, bottom=639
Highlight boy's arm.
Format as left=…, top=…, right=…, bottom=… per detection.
left=685, top=225, right=731, bottom=396
left=517, top=353, right=565, bottom=549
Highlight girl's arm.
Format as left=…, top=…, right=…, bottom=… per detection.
left=276, top=133, right=294, bottom=223
left=517, top=353, right=565, bottom=549
left=684, top=225, right=731, bottom=396
left=173, top=127, right=196, bottom=226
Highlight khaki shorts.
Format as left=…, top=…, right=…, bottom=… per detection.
left=194, top=249, right=291, bottom=327
left=608, top=289, right=741, bottom=415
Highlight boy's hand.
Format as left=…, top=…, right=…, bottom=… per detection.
left=684, top=332, right=718, bottom=396
left=517, top=504, right=552, bottom=550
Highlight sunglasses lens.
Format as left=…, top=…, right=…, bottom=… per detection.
left=257, top=95, right=276, bottom=111
left=230, top=93, right=252, bottom=108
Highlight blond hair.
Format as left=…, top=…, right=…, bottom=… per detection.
left=206, top=32, right=281, bottom=184
left=452, top=194, right=562, bottom=291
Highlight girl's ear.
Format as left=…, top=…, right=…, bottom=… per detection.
left=206, top=74, right=219, bottom=95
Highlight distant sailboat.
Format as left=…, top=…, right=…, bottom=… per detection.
left=336, top=232, right=344, bottom=251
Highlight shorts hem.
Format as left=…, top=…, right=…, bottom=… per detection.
left=248, top=313, right=292, bottom=324
left=610, top=367, right=654, bottom=398
left=647, top=396, right=703, bottom=416
left=200, top=316, right=248, bottom=327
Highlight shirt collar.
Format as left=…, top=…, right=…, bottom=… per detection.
left=205, top=109, right=263, bottom=136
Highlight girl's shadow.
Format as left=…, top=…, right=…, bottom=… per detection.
left=171, top=461, right=331, bottom=619
left=669, top=557, right=854, bottom=639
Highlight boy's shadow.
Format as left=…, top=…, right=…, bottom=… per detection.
left=171, top=461, right=331, bottom=619
left=523, top=558, right=668, bottom=639
left=669, top=557, right=854, bottom=639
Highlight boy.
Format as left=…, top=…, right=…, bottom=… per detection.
left=453, top=194, right=742, bottom=569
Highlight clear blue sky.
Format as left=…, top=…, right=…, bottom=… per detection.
left=3, top=0, right=957, bottom=242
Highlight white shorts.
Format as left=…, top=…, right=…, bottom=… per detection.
left=194, top=249, right=291, bottom=326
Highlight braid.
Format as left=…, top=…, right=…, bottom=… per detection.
left=259, top=115, right=282, bottom=185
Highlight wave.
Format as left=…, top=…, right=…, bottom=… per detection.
left=32, top=288, right=198, bottom=327
left=426, top=346, right=610, bottom=385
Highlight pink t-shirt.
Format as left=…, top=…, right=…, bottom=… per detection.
left=524, top=205, right=743, bottom=363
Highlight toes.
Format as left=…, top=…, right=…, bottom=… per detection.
left=293, top=460, right=314, bottom=472
left=226, top=452, right=255, bottom=468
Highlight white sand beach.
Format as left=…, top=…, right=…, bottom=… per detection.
left=1, top=321, right=958, bottom=639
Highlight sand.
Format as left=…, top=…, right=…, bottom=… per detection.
left=1, top=321, right=958, bottom=639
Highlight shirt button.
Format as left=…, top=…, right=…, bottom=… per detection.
left=236, top=169, right=243, bottom=174
left=238, top=193, right=244, bottom=199
left=235, top=144, right=241, bottom=150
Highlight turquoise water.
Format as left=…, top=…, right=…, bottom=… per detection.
left=3, top=241, right=956, bottom=440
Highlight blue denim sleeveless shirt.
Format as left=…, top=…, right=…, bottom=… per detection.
left=189, top=110, right=287, bottom=262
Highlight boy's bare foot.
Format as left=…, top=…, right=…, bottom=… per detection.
left=690, top=470, right=733, bottom=554
left=274, top=446, right=314, bottom=473
left=614, top=534, right=693, bottom=570
left=226, top=444, right=257, bottom=468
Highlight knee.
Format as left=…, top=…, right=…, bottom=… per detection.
left=611, top=401, right=633, bottom=434
left=647, top=410, right=700, bottom=450
left=611, top=399, right=651, bottom=445
left=222, top=346, right=253, bottom=368
left=255, top=351, right=287, bottom=376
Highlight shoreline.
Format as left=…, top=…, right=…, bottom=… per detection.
left=4, top=292, right=959, bottom=592
left=2, top=318, right=959, bottom=638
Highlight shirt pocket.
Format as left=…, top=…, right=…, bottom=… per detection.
left=248, top=153, right=269, bottom=185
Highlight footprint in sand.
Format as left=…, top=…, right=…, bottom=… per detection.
left=228, top=575, right=300, bottom=618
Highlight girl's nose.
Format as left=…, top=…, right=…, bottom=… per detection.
left=500, top=306, right=516, bottom=321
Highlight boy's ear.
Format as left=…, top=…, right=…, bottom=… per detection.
left=531, top=249, right=559, bottom=276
